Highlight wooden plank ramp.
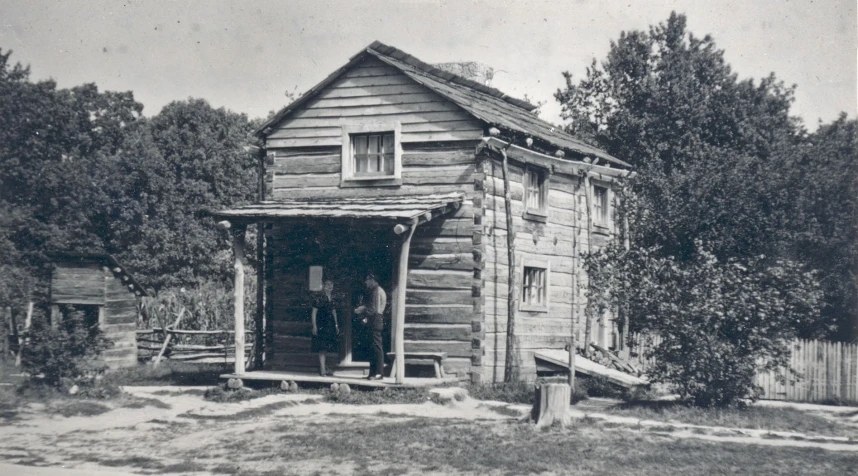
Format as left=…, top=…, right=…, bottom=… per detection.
left=220, top=370, right=458, bottom=389
left=534, top=349, right=647, bottom=389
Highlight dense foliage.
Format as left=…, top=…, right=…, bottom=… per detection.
left=585, top=244, right=822, bottom=406
left=101, top=100, right=260, bottom=290
left=557, top=12, right=855, bottom=405
left=0, top=49, right=260, bottom=314
left=21, top=308, right=114, bottom=388
left=557, top=13, right=855, bottom=339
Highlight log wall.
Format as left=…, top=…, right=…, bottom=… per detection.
left=51, top=263, right=105, bottom=305
left=50, top=262, right=138, bottom=369
left=263, top=141, right=479, bottom=378
left=266, top=56, right=483, bottom=149
left=101, top=271, right=139, bottom=368
left=477, top=154, right=619, bottom=383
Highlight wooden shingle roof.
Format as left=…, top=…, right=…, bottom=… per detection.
left=256, top=41, right=629, bottom=168
left=212, top=192, right=464, bottom=222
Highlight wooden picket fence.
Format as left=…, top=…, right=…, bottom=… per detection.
left=627, top=333, right=858, bottom=404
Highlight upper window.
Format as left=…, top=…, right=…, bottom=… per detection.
left=593, top=185, right=609, bottom=227
left=341, top=123, right=402, bottom=185
left=523, top=166, right=549, bottom=222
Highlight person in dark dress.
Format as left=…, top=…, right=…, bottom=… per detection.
left=311, top=279, right=339, bottom=376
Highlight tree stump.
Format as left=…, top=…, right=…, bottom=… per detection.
left=533, top=383, right=571, bottom=428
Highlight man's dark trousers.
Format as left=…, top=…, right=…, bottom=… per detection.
left=370, top=313, right=384, bottom=377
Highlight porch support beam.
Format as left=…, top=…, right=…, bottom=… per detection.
left=408, top=202, right=460, bottom=226
left=392, top=222, right=417, bottom=384
left=232, top=224, right=247, bottom=375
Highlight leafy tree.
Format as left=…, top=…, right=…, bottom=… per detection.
left=0, top=49, right=143, bottom=308
left=101, top=99, right=259, bottom=290
left=556, top=12, right=803, bottom=261
left=21, top=308, right=113, bottom=388
left=557, top=12, right=854, bottom=339
left=587, top=243, right=822, bottom=406
left=557, top=12, right=850, bottom=404
left=1, top=48, right=259, bottom=309
left=783, top=115, right=858, bottom=339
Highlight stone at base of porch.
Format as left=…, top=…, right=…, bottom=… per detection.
left=220, top=370, right=459, bottom=389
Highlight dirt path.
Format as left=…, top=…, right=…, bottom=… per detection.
left=0, top=386, right=856, bottom=475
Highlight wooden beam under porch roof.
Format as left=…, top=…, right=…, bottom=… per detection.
left=214, top=193, right=464, bottom=382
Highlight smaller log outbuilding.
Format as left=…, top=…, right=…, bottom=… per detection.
left=47, top=252, right=146, bottom=369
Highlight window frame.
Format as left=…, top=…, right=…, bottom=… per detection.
left=522, top=165, right=549, bottom=223
left=592, top=183, right=610, bottom=230
left=519, top=257, right=550, bottom=313
left=340, top=122, right=402, bottom=187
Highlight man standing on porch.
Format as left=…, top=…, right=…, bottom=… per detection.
left=354, top=273, right=386, bottom=380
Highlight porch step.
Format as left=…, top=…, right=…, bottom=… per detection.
left=332, top=361, right=370, bottom=378
left=265, top=352, right=369, bottom=377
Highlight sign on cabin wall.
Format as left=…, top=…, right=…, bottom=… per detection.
left=309, top=265, right=323, bottom=291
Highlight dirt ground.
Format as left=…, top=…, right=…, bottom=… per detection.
left=1, top=386, right=857, bottom=475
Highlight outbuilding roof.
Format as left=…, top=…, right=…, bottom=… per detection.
left=46, top=251, right=149, bottom=297
left=255, top=41, right=629, bottom=168
left=212, top=192, right=464, bottom=223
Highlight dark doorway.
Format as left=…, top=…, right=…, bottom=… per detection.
left=58, top=304, right=100, bottom=329
left=299, top=221, right=396, bottom=365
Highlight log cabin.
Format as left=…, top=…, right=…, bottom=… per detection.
left=47, top=252, right=146, bottom=369
left=215, top=41, right=634, bottom=386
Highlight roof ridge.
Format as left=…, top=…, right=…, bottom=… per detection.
left=366, top=41, right=537, bottom=112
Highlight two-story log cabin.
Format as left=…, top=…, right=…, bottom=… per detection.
left=215, top=42, right=633, bottom=386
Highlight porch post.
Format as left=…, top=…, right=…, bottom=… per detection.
left=393, top=223, right=416, bottom=384
left=232, top=224, right=247, bottom=375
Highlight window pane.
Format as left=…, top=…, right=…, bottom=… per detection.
left=383, top=153, right=394, bottom=174
left=354, top=135, right=368, bottom=155
left=593, top=186, right=608, bottom=224
left=382, top=133, right=394, bottom=155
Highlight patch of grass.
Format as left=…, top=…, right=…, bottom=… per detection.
left=157, top=460, right=209, bottom=473
left=466, top=381, right=535, bottom=404
left=99, top=455, right=164, bottom=469
left=484, top=404, right=523, bottom=417
left=0, top=385, right=21, bottom=422
left=645, top=425, right=678, bottom=433
left=204, top=385, right=284, bottom=403
left=120, top=395, right=171, bottom=410
left=152, top=388, right=207, bottom=397
left=603, top=400, right=858, bottom=437
left=266, top=415, right=857, bottom=475
left=15, top=456, right=48, bottom=466
left=179, top=399, right=305, bottom=421
left=102, top=361, right=228, bottom=387
left=324, top=386, right=439, bottom=405
left=52, top=400, right=111, bottom=417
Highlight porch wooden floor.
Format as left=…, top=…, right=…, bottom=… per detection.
left=220, top=370, right=460, bottom=388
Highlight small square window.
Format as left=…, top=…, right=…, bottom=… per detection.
left=593, top=185, right=609, bottom=227
left=523, top=167, right=548, bottom=221
left=341, top=123, right=402, bottom=186
left=520, top=262, right=549, bottom=312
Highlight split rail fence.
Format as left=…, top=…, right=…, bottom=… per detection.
left=627, top=333, right=858, bottom=404
left=136, top=327, right=253, bottom=366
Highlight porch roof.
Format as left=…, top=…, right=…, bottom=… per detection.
left=212, top=192, right=464, bottom=223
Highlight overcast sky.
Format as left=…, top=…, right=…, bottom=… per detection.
left=1, top=0, right=855, bottom=130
